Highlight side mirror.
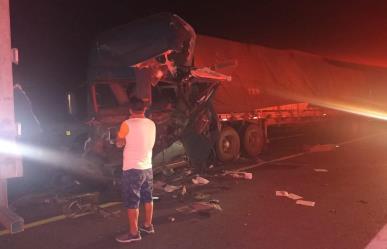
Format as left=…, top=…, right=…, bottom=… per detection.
left=66, top=91, right=78, bottom=116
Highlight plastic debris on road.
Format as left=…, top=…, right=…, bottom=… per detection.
left=296, top=200, right=315, bottom=207
left=314, top=169, right=328, bottom=172
left=224, top=171, right=253, bottom=180
left=275, top=191, right=289, bottom=197
left=307, top=144, right=336, bottom=153
left=192, top=176, right=210, bottom=185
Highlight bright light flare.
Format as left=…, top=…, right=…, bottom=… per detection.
left=266, top=89, right=387, bottom=121
left=0, top=138, right=110, bottom=182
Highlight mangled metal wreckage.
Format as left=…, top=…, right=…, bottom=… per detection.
left=82, top=13, right=228, bottom=180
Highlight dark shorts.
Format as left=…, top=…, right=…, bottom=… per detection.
left=121, top=168, right=153, bottom=209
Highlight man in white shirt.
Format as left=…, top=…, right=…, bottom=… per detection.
left=115, top=97, right=156, bottom=243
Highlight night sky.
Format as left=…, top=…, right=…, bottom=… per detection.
left=9, top=0, right=387, bottom=121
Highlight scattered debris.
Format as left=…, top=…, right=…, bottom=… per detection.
left=296, top=200, right=315, bottom=207
left=307, top=144, right=336, bottom=153
left=275, top=191, right=303, bottom=200
left=152, top=196, right=160, bottom=202
left=209, top=165, right=214, bottom=169
left=275, top=191, right=289, bottom=197
left=192, top=176, right=210, bottom=185
left=168, top=217, right=176, bottom=222
left=179, top=185, right=187, bottom=197
left=61, top=192, right=100, bottom=218
left=194, top=192, right=211, bottom=201
left=208, top=199, right=220, bottom=205
left=164, top=184, right=182, bottom=193
left=184, top=169, right=193, bottom=176
left=190, top=201, right=222, bottom=215
left=314, top=169, right=328, bottom=172
left=224, top=171, right=253, bottom=180
left=287, top=193, right=303, bottom=200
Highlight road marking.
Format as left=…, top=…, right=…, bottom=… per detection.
left=0, top=202, right=121, bottom=236
left=365, top=223, right=387, bottom=249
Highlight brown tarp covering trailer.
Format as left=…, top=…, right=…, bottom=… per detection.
left=195, top=35, right=387, bottom=117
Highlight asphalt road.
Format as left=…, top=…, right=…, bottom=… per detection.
left=2, top=123, right=387, bottom=249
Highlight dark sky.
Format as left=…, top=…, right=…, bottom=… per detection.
left=9, top=0, right=387, bottom=120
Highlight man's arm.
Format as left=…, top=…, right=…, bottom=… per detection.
left=116, top=122, right=129, bottom=148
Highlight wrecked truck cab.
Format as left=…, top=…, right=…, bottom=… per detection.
left=79, top=13, right=226, bottom=178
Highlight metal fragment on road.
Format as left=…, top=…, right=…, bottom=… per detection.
left=296, top=200, right=315, bottom=207
left=314, top=169, right=328, bottom=172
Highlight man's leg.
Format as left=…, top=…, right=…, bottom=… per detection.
left=143, top=201, right=153, bottom=227
left=128, top=208, right=140, bottom=235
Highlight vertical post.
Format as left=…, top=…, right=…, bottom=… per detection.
left=0, top=0, right=24, bottom=233
left=0, top=179, right=8, bottom=208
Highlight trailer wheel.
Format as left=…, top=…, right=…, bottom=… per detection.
left=243, top=124, right=265, bottom=158
left=216, top=126, right=240, bottom=162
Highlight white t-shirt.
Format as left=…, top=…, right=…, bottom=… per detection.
left=118, top=118, right=156, bottom=170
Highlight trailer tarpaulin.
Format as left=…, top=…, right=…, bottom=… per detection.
left=195, top=35, right=387, bottom=117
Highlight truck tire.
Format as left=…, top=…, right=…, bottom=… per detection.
left=243, top=124, right=265, bottom=158
left=216, top=126, right=240, bottom=162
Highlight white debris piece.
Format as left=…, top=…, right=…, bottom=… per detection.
left=164, top=184, right=181, bottom=193
left=276, top=191, right=289, bottom=197
left=314, top=168, right=328, bottom=172
left=287, top=193, right=303, bottom=200
left=296, top=200, right=315, bottom=207
left=192, top=176, right=210, bottom=185
left=225, top=171, right=253, bottom=180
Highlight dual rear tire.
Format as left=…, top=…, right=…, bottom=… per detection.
left=215, top=124, right=265, bottom=162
